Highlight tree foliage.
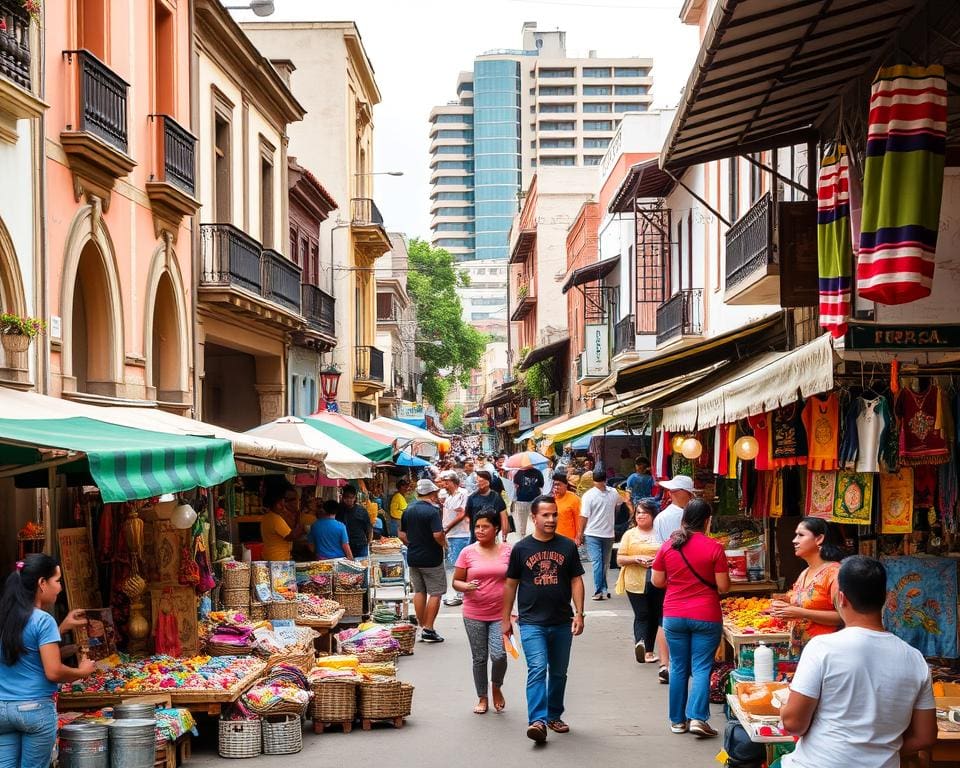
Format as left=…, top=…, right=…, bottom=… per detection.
left=406, top=238, right=488, bottom=411
left=442, top=404, right=465, bottom=432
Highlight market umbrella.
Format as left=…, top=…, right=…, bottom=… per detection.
left=371, top=416, right=451, bottom=453
left=504, top=450, right=550, bottom=470
left=394, top=450, right=429, bottom=468
left=301, top=416, right=394, bottom=464
left=307, top=410, right=402, bottom=449
left=246, top=417, right=373, bottom=478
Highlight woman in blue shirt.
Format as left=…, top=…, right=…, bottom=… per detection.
left=0, top=554, right=95, bottom=768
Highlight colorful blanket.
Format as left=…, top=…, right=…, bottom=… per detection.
left=817, top=146, right=853, bottom=337
left=883, top=556, right=958, bottom=658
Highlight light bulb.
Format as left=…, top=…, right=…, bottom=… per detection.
left=681, top=437, right=703, bottom=459
left=171, top=502, right=197, bottom=530
left=735, top=435, right=760, bottom=461
left=670, top=434, right=686, bottom=454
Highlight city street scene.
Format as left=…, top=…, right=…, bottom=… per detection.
left=2, top=1, right=960, bottom=767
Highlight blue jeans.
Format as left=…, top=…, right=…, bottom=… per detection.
left=0, top=698, right=58, bottom=768
left=446, top=536, right=470, bottom=568
left=663, top=617, right=722, bottom=724
left=585, top=536, right=613, bottom=594
left=388, top=518, right=400, bottom=537
left=519, top=623, right=573, bottom=725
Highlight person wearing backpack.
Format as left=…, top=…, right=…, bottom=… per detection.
left=651, top=499, right=729, bottom=738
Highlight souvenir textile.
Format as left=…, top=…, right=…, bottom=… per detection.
left=746, top=414, right=772, bottom=471
left=831, top=471, right=873, bottom=525
left=883, top=556, right=958, bottom=659
left=802, top=393, right=839, bottom=471
left=857, top=65, right=947, bottom=305
left=771, top=405, right=807, bottom=468
left=839, top=395, right=893, bottom=472
left=817, top=145, right=853, bottom=336
left=805, top=471, right=836, bottom=520
left=897, top=386, right=948, bottom=466
left=879, top=468, right=914, bottom=534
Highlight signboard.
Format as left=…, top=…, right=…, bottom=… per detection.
left=535, top=397, right=554, bottom=418
left=845, top=323, right=960, bottom=351
left=584, top=324, right=610, bottom=376
left=518, top=406, right=532, bottom=429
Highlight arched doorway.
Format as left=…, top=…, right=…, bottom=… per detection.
left=71, top=241, right=115, bottom=394
left=0, top=216, right=28, bottom=378
left=151, top=272, right=182, bottom=401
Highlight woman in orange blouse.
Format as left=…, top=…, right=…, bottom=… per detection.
left=770, top=517, right=843, bottom=654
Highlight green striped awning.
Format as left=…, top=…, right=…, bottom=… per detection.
left=0, top=417, right=237, bottom=502
left=301, top=417, right=394, bottom=463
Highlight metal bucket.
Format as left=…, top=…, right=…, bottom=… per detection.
left=113, top=702, right=156, bottom=720
left=108, top=719, right=156, bottom=768
left=59, top=723, right=109, bottom=768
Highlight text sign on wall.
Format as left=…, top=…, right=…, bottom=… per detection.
left=845, top=323, right=960, bottom=350
left=585, top=324, right=610, bottom=376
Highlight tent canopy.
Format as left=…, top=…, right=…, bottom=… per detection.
left=541, top=407, right=615, bottom=445
left=301, top=416, right=394, bottom=463
left=371, top=416, right=451, bottom=453
left=246, top=418, right=373, bottom=479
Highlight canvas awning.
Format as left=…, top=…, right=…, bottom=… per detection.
left=608, top=159, right=676, bottom=212
left=660, top=0, right=922, bottom=170
left=246, top=418, right=373, bottom=479
left=518, top=337, right=569, bottom=371
left=301, top=416, right=394, bottom=463
left=371, top=416, right=451, bottom=452
left=518, top=414, right=571, bottom=442
left=561, top=257, right=620, bottom=294
left=541, top=407, right=615, bottom=444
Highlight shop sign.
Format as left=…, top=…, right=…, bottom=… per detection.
left=584, top=324, right=610, bottom=375
left=845, top=323, right=960, bottom=351
left=535, top=397, right=554, bottom=417
left=518, top=406, right=532, bottom=429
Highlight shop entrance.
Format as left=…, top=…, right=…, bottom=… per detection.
left=202, top=342, right=259, bottom=431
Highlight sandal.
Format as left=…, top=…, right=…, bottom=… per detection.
left=492, top=687, right=506, bottom=712
left=547, top=719, right=570, bottom=733
left=474, top=698, right=488, bottom=715
left=658, top=665, right=669, bottom=684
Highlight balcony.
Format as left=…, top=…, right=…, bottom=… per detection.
left=656, top=289, right=703, bottom=346
left=0, top=0, right=44, bottom=143
left=199, top=223, right=304, bottom=329
left=350, top=197, right=391, bottom=263
left=301, top=283, right=335, bottom=338
left=61, top=49, right=135, bottom=202
left=511, top=282, right=536, bottom=322
left=146, top=115, right=199, bottom=236
left=355, top=346, right=385, bottom=384
left=724, top=192, right=778, bottom=305
left=576, top=348, right=609, bottom=383
left=614, top=314, right=636, bottom=356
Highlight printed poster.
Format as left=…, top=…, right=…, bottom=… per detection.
left=831, top=471, right=873, bottom=525
left=880, top=468, right=914, bottom=534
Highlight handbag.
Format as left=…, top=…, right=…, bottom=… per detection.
left=676, top=544, right=718, bottom=592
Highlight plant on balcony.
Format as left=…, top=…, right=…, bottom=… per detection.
left=513, top=347, right=554, bottom=401
left=0, top=312, right=44, bottom=353
left=517, top=282, right=529, bottom=300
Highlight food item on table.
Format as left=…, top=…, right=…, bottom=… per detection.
left=721, top=597, right=787, bottom=633
left=736, top=681, right=789, bottom=716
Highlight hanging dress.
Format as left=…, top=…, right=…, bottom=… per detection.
left=855, top=396, right=890, bottom=473
left=802, top=393, right=840, bottom=471
left=771, top=404, right=808, bottom=468
left=746, top=413, right=772, bottom=471
left=898, top=386, right=948, bottom=466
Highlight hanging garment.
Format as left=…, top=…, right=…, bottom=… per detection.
left=939, top=455, right=959, bottom=533
left=855, top=396, right=891, bottom=472
left=746, top=413, right=772, bottom=471
left=880, top=468, right=914, bottom=534
left=752, top=471, right=772, bottom=519
left=913, top=464, right=937, bottom=511
left=831, top=471, right=874, bottom=525
left=802, top=393, right=840, bottom=470
left=713, top=424, right=726, bottom=476
left=805, top=470, right=837, bottom=520
left=654, top=429, right=670, bottom=480
left=769, top=471, right=784, bottom=519
left=883, top=556, right=958, bottom=658
left=898, top=386, right=948, bottom=465
left=838, top=393, right=860, bottom=468
left=817, top=145, right=853, bottom=337
left=771, top=404, right=808, bottom=468
left=727, top=424, right=738, bottom=479
left=857, top=64, right=947, bottom=304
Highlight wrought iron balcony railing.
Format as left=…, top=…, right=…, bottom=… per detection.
left=200, top=223, right=262, bottom=295
left=725, top=192, right=773, bottom=288
left=0, top=0, right=32, bottom=91
left=69, top=49, right=129, bottom=153
left=156, top=114, right=196, bottom=196
left=355, top=346, right=385, bottom=383
left=656, top=289, right=703, bottom=345
left=302, top=283, right=335, bottom=337
left=351, top=197, right=385, bottom=226
left=261, top=249, right=302, bottom=314
left=614, top=314, right=635, bottom=356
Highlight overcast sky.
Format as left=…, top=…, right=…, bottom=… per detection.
left=233, top=0, right=701, bottom=240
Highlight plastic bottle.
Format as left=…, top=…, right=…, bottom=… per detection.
left=754, top=641, right=774, bottom=682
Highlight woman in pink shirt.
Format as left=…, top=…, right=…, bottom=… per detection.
left=651, top=499, right=730, bottom=738
left=453, top=510, right=513, bottom=714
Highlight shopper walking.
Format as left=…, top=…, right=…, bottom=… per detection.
left=576, top=469, right=620, bottom=600
left=503, top=495, right=585, bottom=744
left=466, top=471, right=510, bottom=543
left=615, top=498, right=662, bottom=663
left=651, top=499, right=729, bottom=737
left=452, top=510, right=512, bottom=715
left=440, top=470, right=470, bottom=607
left=0, top=554, right=95, bottom=768
left=652, top=475, right=695, bottom=544
left=512, top=463, right=544, bottom=537
left=551, top=474, right=581, bottom=540
left=400, top=479, right=448, bottom=643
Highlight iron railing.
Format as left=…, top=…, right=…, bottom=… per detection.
left=157, top=114, right=196, bottom=196
left=351, top=197, right=385, bottom=226
left=70, top=49, right=129, bottom=153
left=0, top=0, right=31, bottom=90
left=614, top=314, right=636, bottom=355
left=261, top=249, right=302, bottom=313
left=656, top=289, right=703, bottom=345
left=725, top=192, right=774, bottom=288
left=302, top=283, right=335, bottom=336
left=200, top=223, right=262, bottom=295
left=355, top=346, right=385, bottom=383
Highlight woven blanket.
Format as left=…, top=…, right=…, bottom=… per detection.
left=817, top=146, right=852, bottom=337
left=883, top=556, right=958, bottom=658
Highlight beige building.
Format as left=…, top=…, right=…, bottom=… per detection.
left=375, top=233, right=418, bottom=417
left=243, top=21, right=390, bottom=421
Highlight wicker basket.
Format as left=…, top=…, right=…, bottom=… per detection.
left=207, top=641, right=254, bottom=656
left=391, top=626, right=416, bottom=656
left=309, top=678, right=357, bottom=722
left=398, top=682, right=414, bottom=717
left=222, top=588, right=251, bottom=608
left=300, top=580, right=332, bottom=597
left=222, top=562, right=251, bottom=590
left=354, top=646, right=400, bottom=664
left=268, top=601, right=298, bottom=620
left=334, top=591, right=364, bottom=617
left=264, top=650, right=315, bottom=675
left=218, top=718, right=262, bottom=759
left=261, top=715, right=302, bottom=755
left=250, top=602, right=267, bottom=621
left=370, top=543, right=402, bottom=555
left=358, top=679, right=403, bottom=719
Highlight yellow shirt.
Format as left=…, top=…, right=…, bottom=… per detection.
left=615, top=527, right=661, bottom=594
left=389, top=492, right=408, bottom=520
left=261, top=511, right=293, bottom=561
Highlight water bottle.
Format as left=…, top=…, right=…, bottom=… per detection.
left=754, top=641, right=774, bottom=682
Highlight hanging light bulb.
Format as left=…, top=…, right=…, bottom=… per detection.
left=171, top=501, right=197, bottom=530
left=155, top=493, right=176, bottom=520
left=670, top=434, right=687, bottom=454
left=734, top=435, right=760, bottom=461
left=681, top=437, right=703, bottom=459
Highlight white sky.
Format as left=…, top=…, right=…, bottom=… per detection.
left=233, top=0, right=702, bottom=240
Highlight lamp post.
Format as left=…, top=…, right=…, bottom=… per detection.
left=222, top=1, right=275, bottom=15
left=317, top=365, right=342, bottom=413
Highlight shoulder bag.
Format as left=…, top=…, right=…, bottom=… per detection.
left=676, top=544, right=718, bottom=592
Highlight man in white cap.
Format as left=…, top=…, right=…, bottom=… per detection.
left=400, top=478, right=448, bottom=643
left=653, top=475, right=696, bottom=545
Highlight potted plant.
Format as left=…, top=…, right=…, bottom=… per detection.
left=0, top=313, right=44, bottom=353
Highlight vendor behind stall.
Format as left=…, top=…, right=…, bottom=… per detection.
left=337, top=485, right=373, bottom=559
left=260, top=481, right=305, bottom=561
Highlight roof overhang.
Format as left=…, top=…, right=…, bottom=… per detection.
left=483, top=386, right=515, bottom=408
left=509, top=229, right=536, bottom=264
left=562, top=257, right=620, bottom=294
left=660, top=0, right=923, bottom=170
left=518, top=337, right=569, bottom=371
left=608, top=159, right=676, bottom=213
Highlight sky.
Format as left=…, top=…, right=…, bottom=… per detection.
left=232, top=0, right=702, bottom=241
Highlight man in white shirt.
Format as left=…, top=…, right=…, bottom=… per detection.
left=439, top=470, right=470, bottom=607
left=780, top=556, right=937, bottom=768
left=460, top=458, right=479, bottom=496
left=652, top=475, right=695, bottom=544
left=576, top=469, right=621, bottom=601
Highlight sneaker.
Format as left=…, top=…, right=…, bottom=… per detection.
left=526, top=721, right=548, bottom=743
left=421, top=629, right=444, bottom=644
left=591, top=593, right=604, bottom=601
left=688, top=719, right=718, bottom=738
left=634, top=641, right=646, bottom=664
left=670, top=722, right=688, bottom=734
left=658, top=666, right=669, bottom=684
left=443, top=596, right=462, bottom=606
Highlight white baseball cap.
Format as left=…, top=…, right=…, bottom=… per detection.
left=659, top=475, right=695, bottom=492
left=416, top=478, right=440, bottom=495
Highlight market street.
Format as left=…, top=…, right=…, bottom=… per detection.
left=190, top=590, right=721, bottom=767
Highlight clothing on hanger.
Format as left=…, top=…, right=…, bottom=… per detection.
left=771, top=404, right=808, bottom=468
left=746, top=413, right=772, bottom=471
left=801, top=393, right=839, bottom=470
left=898, top=385, right=948, bottom=466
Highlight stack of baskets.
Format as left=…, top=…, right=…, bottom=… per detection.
left=358, top=678, right=415, bottom=722
left=267, top=600, right=298, bottom=620
left=333, top=590, right=364, bottom=619
left=218, top=718, right=261, bottom=759
left=309, top=678, right=358, bottom=726
left=390, top=624, right=416, bottom=656
left=261, top=715, right=302, bottom=755
left=333, top=561, right=367, bottom=619
left=221, top=562, right=251, bottom=613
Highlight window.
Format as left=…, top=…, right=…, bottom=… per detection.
left=298, top=235, right=308, bottom=276
left=539, top=103, right=575, bottom=113
left=583, top=102, right=612, bottom=113
left=435, top=238, right=474, bottom=248
left=434, top=206, right=475, bottom=217
left=530, top=158, right=537, bottom=168
left=309, top=243, right=319, bottom=287
left=540, top=137, right=575, bottom=149
left=583, top=120, right=613, bottom=131
left=435, top=175, right=474, bottom=185
left=540, top=121, right=575, bottom=131
left=435, top=129, right=473, bottom=140
left=614, top=102, right=643, bottom=112
left=259, top=139, right=274, bottom=248
left=434, top=145, right=472, bottom=155
left=436, top=222, right=474, bottom=232
left=583, top=67, right=611, bottom=78
left=212, top=97, right=232, bottom=223
left=583, top=155, right=602, bottom=166
left=615, top=67, right=647, bottom=77
left=434, top=160, right=473, bottom=170
left=435, top=113, right=470, bottom=124
left=540, top=85, right=576, bottom=96
left=583, top=85, right=611, bottom=96
left=728, top=157, right=739, bottom=220
left=290, top=375, right=301, bottom=416
left=539, top=156, right=575, bottom=166
left=153, top=2, right=175, bottom=115
left=78, top=0, right=107, bottom=60
left=434, top=191, right=471, bottom=201
left=583, top=137, right=609, bottom=148
left=615, top=85, right=646, bottom=95
left=539, top=67, right=575, bottom=78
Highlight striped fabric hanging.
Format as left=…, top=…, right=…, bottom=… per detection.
left=817, top=146, right=852, bottom=337
left=857, top=64, right=947, bottom=305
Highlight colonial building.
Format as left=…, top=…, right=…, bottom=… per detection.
left=375, top=233, right=418, bottom=418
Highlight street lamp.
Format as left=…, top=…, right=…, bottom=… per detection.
left=317, top=365, right=342, bottom=413
left=354, top=171, right=404, bottom=177
left=223, top=1, right=275, bottom=16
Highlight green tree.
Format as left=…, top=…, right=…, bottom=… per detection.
left=406, top=238, right=487, bottom=411
left=442, top=404, right=465, bottom=432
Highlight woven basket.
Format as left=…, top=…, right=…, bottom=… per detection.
left=370, top=543, right=402, bottom=555
left=0, top=334, right=30, bottom=354
left=398, top=682, right=414, bottom=717
left=222, top=563, right=251, bottom=590
left=309, top=678, right=357, bottom=722
left=250, top=602, right=267, bottom=621
left=218, top=718, right=262, bottom=759
left=354, top=646, right=399, bottom=664
left=222, top=588, right=251, bottom=608
left=261, top=715, right=302, bottom=755
left=334, top=591, right=364, bottom=617
left=264, top=650, right=315, bottom=676
left=300, top=580, right=332, bottom=597
left=358, top=679, right=403, bottom=719
left=245, top=698, right=309, bottom=718
left=207, top=641, right=254, bottom=657
left=268, top=601, right=298, bottom=620
left=391, top=626, right=415, bottom=656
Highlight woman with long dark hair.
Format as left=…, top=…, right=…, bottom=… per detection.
left=770, top=516, right=845, bottom=654
left=615, top=498, right=662, bottom=663
left=651, top=499, right=729, bottom=738
left=0, top=554, right=94, bottom=767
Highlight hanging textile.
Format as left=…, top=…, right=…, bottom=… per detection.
left=817, top=145, right=853, bottom=337
left=802, top=393, right=840, bottom=471
left=769, top=472, right=784, bottom=519
left=746, top=413, right=772, bottom=471
left=880, top=468, right=914, bottom=533
left=855, top=395, right=892, bottom=472
left=857, top=64, right=947, bottom=305
left=770, top=404, right=807, bottom=468
left=883, top=556, right=958, bottom=658
left=805, top=470, right=837, bottom=520
left=831, top=471, right=874, bottom=525
left=653, top=429, right=670, bottom=480
left=914, top=465, right=937, bottom=511
left=897, top=385, right=948, bottom=465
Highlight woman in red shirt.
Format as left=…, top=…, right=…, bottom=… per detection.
left=651, top=499, right=729, bottom=738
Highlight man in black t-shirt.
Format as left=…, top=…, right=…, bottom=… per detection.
left=503, top=495, right=585, bottom=744
left=465, top=470, right=510, bottom=543
left=399, top=479, right=448, bottom=644
left=512, top=465, right=544, bottom=537
left=336, top=485, right=372, bottom=558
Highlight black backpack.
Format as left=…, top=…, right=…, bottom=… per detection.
left=722, top=720, right=764, bottom=768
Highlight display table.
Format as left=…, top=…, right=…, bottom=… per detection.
left=930, top=696, right=960, bottom=765
left=296, top=609, right=345, bottom=654
left=728, top=580, right=779, bottom=595
left=726, top=693, right=794, bottom=764
left=721, top=626, right=790, bottom=663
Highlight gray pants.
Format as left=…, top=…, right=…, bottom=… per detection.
left=513, top=501, right=532, bottom=536
left=463, top=617, right=507, bottom=697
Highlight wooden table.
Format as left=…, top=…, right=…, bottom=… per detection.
left=728, top=580, right=779, bottom=594
left=726, top=694, right=794, bottom=763
left=720, top=626, right=790, bottom=663
left=296, top=609, right=344, bottom=654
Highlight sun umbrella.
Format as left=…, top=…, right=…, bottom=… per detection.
left=394, top=450, right=429, bottom=468
left=504, top=450, right=550, bottom=470
left=246, top=417, right=373, bottom=478
left=301, top=416, right=394, bottom=463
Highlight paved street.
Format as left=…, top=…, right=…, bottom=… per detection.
left=191, top=577, right=723, bottom=767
